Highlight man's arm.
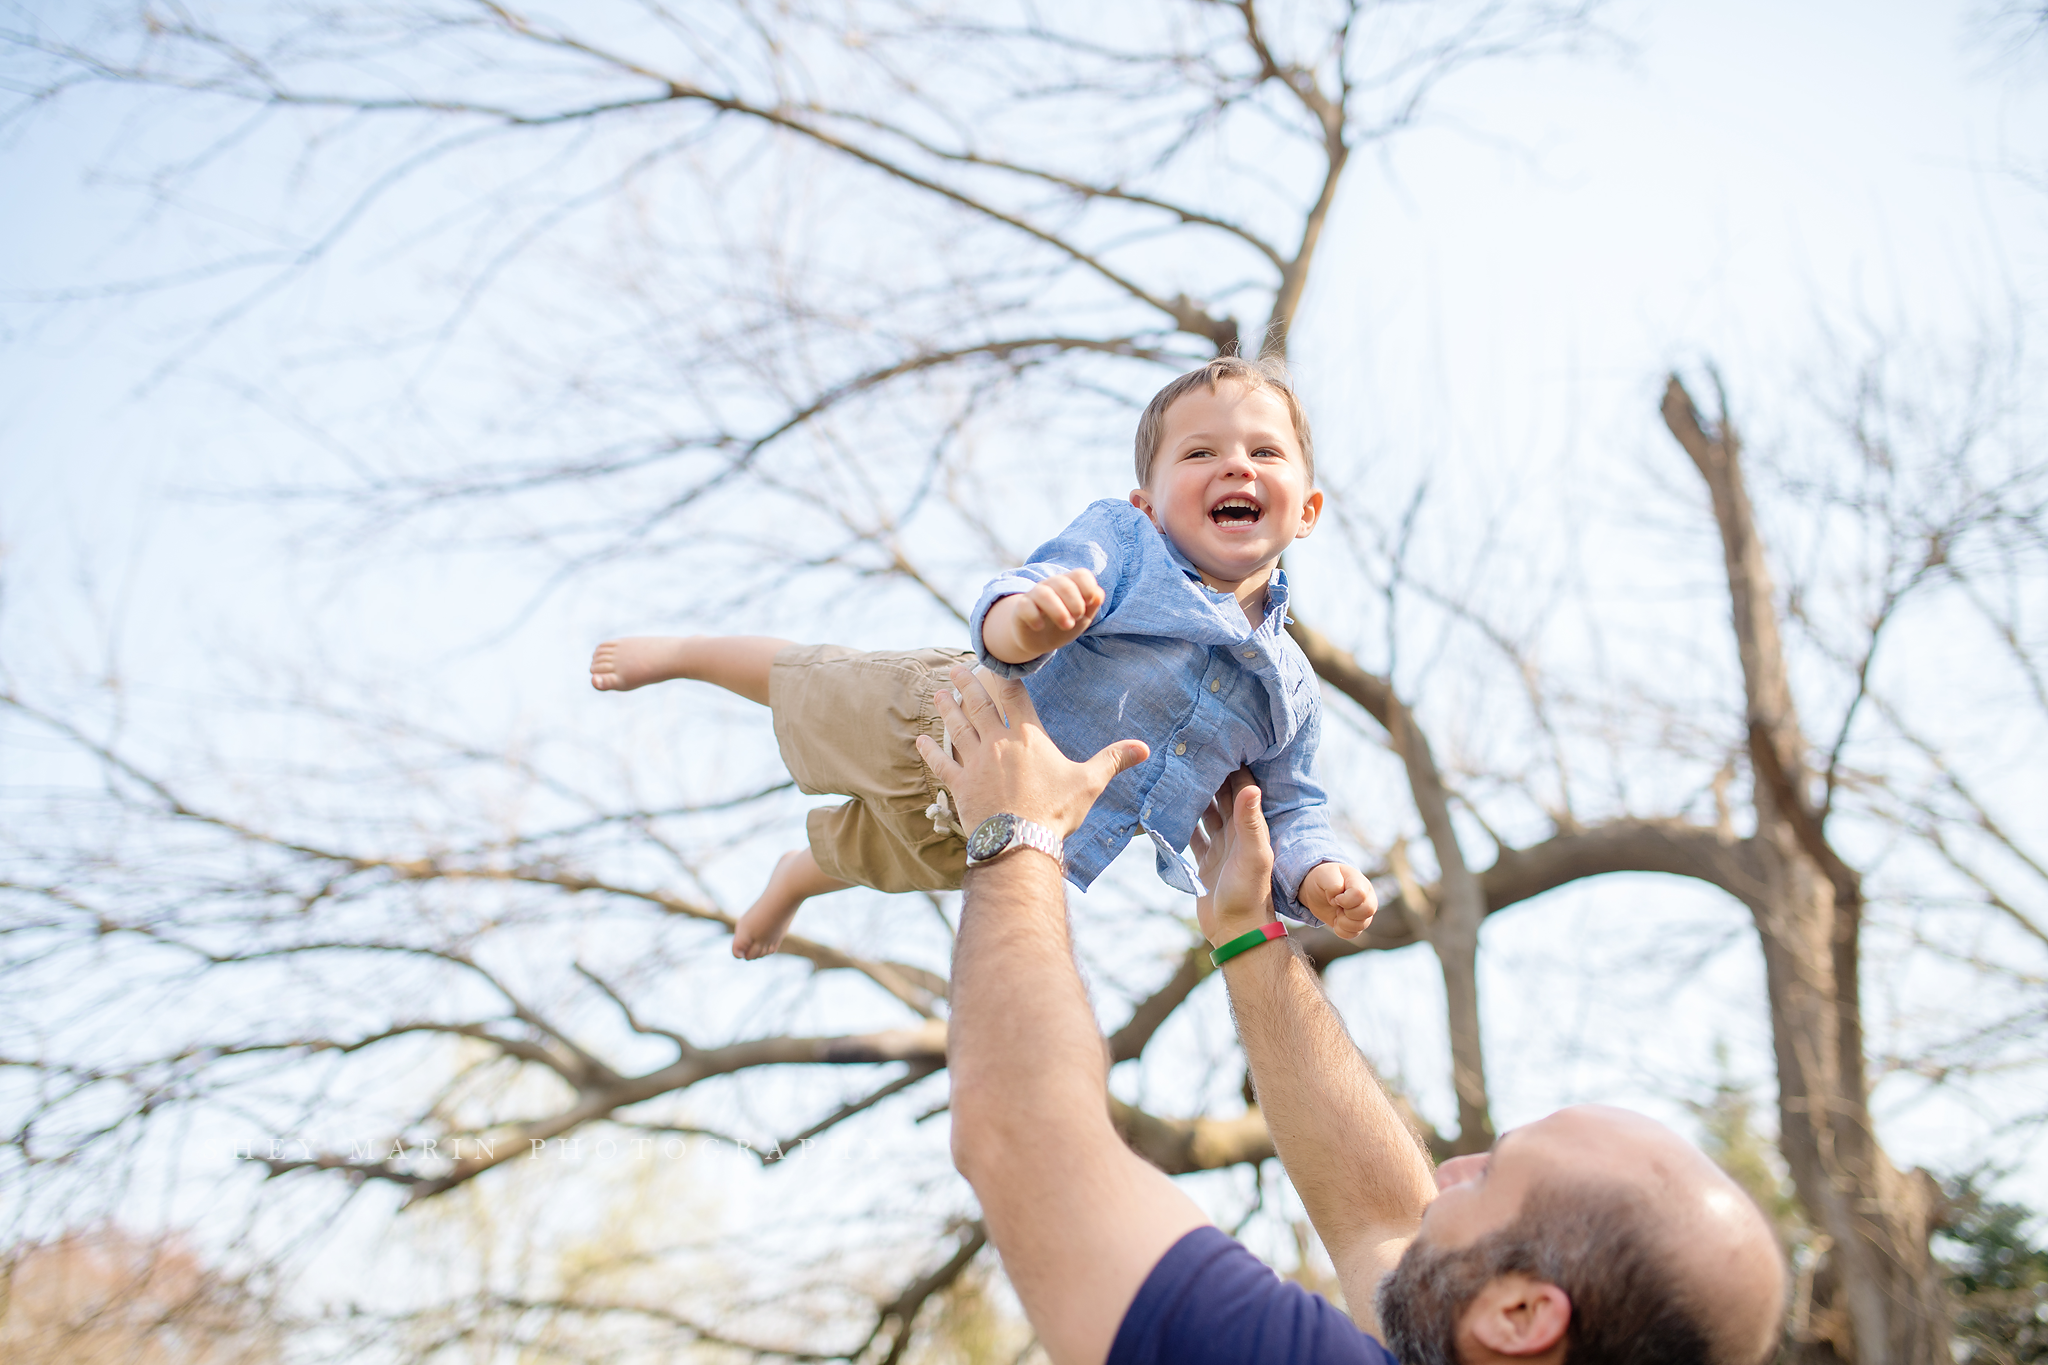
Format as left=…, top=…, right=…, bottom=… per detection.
left=1192, top=775, right=1439, bottom=1335
left=919, top=667, right=1207, bottom=1365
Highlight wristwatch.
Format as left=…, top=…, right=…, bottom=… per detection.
left=964, top=812, right=1065, bottom=869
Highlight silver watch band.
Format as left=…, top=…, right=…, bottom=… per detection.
left=965, top=812, right=1065, bottom=869
left=1006, top=817, right=1064, bottom=866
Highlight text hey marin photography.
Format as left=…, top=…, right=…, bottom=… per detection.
left=236, top=1134, right=838, bottom=1168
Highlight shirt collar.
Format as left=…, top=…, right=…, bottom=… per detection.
left=1155, top=525, right=1291, bottom=635
left=1158, top=526, right=1207, bottom=584
left=1264, top=565, right=1292, bottom=629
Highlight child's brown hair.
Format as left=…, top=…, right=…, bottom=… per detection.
left=1132, top=355, right=1315, bottom=487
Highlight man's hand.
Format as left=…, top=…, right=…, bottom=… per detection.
left=916, top=663, right=1146, bottom=837
left=980, top=569, right=1105, bottom=666
left=1299, top=862, right=1378, bottom=939
left=1191, top=769, right=1278, bottom=947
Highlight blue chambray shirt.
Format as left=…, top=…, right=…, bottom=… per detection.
left=970, top=499, right=1344, bottom=921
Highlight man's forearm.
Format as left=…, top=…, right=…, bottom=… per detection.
left=1222, top=940, right=1436, bottom=1313
left=950, top=853, right=1110, bottom=1157
left=950, top=850, right=1207, bottom=1365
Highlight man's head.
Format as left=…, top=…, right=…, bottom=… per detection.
left=1376, top=1106, right=1787, bottom=1365
left=1129, top=356, right=1322, bottom=593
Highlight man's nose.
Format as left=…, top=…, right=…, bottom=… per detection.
left=1433, top=1154, right=1486, bottom=1191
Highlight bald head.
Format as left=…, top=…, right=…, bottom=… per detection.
left=1621, top=1109, right=1788, bottom=1364
left=1379, top=1106, right=1787, bottom=1365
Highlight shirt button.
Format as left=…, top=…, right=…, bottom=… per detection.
left=1242, top=649, right=1256, bottom=659
left=1208, top=678, right=1220, bottom=693
left=1174, top=741, right=1187, bottom=755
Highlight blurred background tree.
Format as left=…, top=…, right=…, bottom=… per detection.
left=0, top=1226, right=283, bottom=1365
left=1942, top=1176, right=2048, bottom=1365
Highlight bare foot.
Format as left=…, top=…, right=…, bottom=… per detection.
left=732, top=849, right=851, bottom=960
left=732, top=853, right=809, bottom=960
left=591, top=637, right=692, bottom=692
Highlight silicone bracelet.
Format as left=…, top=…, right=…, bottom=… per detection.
left=1210, top=921, right=1287, bottom=967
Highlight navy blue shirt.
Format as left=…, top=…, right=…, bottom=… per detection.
left=1109, top=1227, right=1400, bottom=1365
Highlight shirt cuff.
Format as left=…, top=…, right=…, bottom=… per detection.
left=1271, top=873, right=1316, bottom=923
left=1270, top=837, right=1343, bottom=924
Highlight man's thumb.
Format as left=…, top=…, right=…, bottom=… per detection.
left=1235, top=784, right=1271, bottom=844
left=1090, top=739, right=1149, bottom=785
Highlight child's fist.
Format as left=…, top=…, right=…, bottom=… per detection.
left=1010, top=569, right=1105, bottom=656
left=1299, top=862, right=1377, bottom=939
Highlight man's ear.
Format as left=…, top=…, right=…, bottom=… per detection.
left=1463, top=1273, right=1570, bottom=1360
left=1294, top=488, right=1324, bottom=539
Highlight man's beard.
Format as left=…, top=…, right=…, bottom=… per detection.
left=1375, top=1235, right=1506, bottom=1365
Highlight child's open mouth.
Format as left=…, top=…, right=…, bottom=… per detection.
left=1209, top=497, right=1263, bottom=525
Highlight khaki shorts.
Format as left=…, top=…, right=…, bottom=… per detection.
left=769, top=644, right=974, bottom=894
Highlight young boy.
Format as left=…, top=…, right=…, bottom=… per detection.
left=591, top=356, right=1375, bottom=958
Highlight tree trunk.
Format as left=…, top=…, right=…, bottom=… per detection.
left=1287, top=624, right=1496, bottom=1152
left=1663, top=377, right=1950, bottom=1365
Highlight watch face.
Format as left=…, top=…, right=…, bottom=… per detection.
left=966, top=812, right=1019, bottom=862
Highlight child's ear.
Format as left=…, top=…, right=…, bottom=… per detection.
left=1129, top=488, right=1157, bottom=523
left=1294, top=489, right=1324, bottom=539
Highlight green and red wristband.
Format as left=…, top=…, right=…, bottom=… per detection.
left=1209, top=921, right=1287, bottom=968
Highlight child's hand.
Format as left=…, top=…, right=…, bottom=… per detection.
left=1299, top=861, right=1378, bottom=939
left=985, top=569, right=1105, bottom=664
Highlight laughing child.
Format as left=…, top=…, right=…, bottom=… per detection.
left=590, top=356, right=1374, bottom=957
